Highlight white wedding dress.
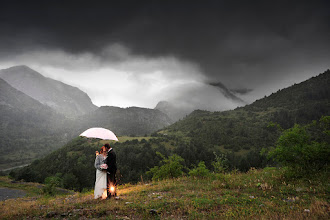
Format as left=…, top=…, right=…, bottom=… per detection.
left=94, top=155, right=107, bottom=199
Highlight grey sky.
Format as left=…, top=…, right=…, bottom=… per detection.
left=0, top=0, right=329, bottom=109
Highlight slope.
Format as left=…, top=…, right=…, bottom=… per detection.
left=0, top=78, right=73, bottom=170
left=2, top=168, right=328, bottom=219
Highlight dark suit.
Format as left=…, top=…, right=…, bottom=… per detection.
left=105, top=148, right=117, bottom=197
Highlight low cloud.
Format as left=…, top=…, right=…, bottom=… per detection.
left=0, top=44, right=242, bottom=110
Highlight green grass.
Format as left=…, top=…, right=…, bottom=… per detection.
left=0, top=168, right=329, bottom=219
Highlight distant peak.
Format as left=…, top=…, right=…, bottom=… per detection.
left=155, top=100, right=170, bottom=109
left=5, top=65, right=31, bottom=71
left=1, top=65, right=44, bottom=78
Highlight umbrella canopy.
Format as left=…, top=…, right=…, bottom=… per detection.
left=79, top=127, right=118, bottom=141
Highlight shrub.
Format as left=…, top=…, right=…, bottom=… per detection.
left=42, top=175, right=62, bottom=196
left=212, top=152, right=229, bottom=173
left=189, top=161, right=210, bottom=178
left=146, top=152, right=184, bottom=181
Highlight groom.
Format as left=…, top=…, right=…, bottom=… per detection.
left=104, top=143, right=117, bottom=198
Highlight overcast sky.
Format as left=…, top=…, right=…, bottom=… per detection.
left=0, top=0, right=329, bottom=109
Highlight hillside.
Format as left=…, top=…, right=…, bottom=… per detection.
left=0, top=78, right=72, bottom=170
left=0, top=102, right=173, bottom=171
left=245, top=69, right=330, bottom=128
left=1, top=168, right=329, bottom=219
left=75, top=106, right=173, bottom=136
left=0, top=65, right=97, bottom=118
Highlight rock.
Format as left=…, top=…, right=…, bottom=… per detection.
left=149, top=209, right=159, bottom=215
left=46, top=211, right=57, bottom=218
left=61, top=213, right=68, bottom=217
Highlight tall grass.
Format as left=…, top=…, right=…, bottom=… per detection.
left=1, top=168, right=329, bottom=219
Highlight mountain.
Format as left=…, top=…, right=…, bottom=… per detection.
left=0, top=65, right=97, bottom=118
left=0, top=78, right=72, bottom=170
left=75, top=106, right=173, bottom=136
left=155, top=101, right=191, bottom=122
left=10, top=69, right=330, bottom=187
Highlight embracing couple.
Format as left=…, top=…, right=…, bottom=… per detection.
left=94, top=143, right=117, bottom=199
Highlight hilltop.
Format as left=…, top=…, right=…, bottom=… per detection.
left=1, top=168, right=329, bottom=219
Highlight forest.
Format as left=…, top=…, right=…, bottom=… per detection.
left=9, top=116, right=329, bottom=192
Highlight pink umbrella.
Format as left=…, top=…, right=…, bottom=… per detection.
left=79, top=127, right=118, bottom=141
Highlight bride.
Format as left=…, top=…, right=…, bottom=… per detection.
left=94, top=146, right=108, bottom=199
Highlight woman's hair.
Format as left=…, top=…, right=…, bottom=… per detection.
left=100, top=146, right=107, bottom=154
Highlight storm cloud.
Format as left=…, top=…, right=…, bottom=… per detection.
left=0, top=0, right=329, bottom=108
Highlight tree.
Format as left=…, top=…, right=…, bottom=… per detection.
left=268, top=117, right=330, bottom=177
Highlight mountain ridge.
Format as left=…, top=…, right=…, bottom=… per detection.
left=75, top=105, right=173, bottom=136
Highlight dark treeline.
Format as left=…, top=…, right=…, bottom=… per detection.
left=10, top=115, right=328, bottom=192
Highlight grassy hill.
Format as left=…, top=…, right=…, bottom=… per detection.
left=1, top=168, right=329, bottom=219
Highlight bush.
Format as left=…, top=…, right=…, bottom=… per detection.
left=212, top=152, right=229, bottom=173
left=42, top=175, right=62, bottom=196
left=146, top=152, right=184, bottom=181
left=189, top=161, right=210, bottom=178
